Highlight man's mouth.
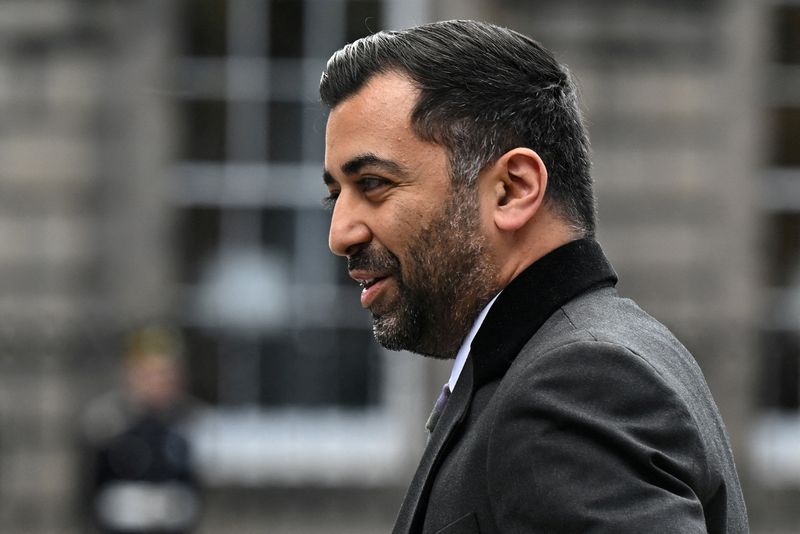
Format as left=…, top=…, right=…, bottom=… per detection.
left=347, top=247, right=400, bottom=309
left=358, top=277, right=386, bottom=290
left=349, top=271, right=392, bottom=308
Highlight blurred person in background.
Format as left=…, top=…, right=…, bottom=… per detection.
left=80, top=326, right=201, bottom=534
left=320, top=20, right=748, bottom=533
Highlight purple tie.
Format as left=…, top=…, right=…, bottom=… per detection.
left=425, top=382, right=452, bottom=433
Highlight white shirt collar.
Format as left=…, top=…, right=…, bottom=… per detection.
left=448, top=292, right=501, bottom=392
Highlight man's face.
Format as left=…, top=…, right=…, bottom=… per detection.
left=323, top=72, right=498, bottom=359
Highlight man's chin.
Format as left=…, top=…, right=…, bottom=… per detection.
left=371, top=313, right=403, bottom=350
left=371, top=313, right=416, bottom=353
left=371, top=313, right=456, bottom=360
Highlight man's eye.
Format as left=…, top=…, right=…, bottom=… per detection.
left=359, top=177, right=388, bottom=192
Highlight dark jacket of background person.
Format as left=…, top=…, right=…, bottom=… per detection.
left=80, top=328, right=201, bottom=534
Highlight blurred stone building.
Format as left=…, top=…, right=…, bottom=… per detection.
left=0, top=0, right=797, bottom=532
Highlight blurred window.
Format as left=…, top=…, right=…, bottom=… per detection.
left=762, top=4, right=800, bottom=412
left=774, top=4, right=800, bottom=65
left=171, top=0, right=426, bottom=485
left=180, top=99, right=227, bottom=161
left=755, top=0, right=800, bottom=486
left=270, top=0, right=304, bottom=58
left=180, top=0, right=228, bottom=57
left=346, top=0, right=383, bottom=43
left=770, top=108, right=800, bottom=167
left=267, top=101, right=304, bottom=162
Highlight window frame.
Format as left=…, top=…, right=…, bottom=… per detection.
left=170, top=0, right=432, bottom=485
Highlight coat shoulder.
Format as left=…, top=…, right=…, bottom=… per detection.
left=488, top=286, right=748, bottom=533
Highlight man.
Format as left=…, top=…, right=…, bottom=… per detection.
left=320, top=20, right=748, bottom=533
left=81, top=327, right=200, bottom=533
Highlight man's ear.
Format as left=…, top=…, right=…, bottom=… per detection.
left=491, top=148, right=548, bottom=232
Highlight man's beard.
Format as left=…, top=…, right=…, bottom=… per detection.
left=347, top=187, right=498, bottom=359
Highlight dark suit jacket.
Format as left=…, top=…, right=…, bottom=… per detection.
left=393, top=239, right=748, bottom=534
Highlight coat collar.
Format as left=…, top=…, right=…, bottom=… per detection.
left=470, top=238, right=617, bottom=389
left=392, top=238, right=616, bottom=534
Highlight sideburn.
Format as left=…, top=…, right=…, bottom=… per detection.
left=401, top=184, right=499, bottom=359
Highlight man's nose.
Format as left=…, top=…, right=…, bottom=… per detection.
left=328, top=198, right=371, bottom=257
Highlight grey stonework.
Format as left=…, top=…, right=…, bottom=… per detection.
left=0, top=0, right=792, bottom=532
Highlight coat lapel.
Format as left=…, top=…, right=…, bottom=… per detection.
left=392, top=239, right=618, bottom=533
left=392, top=358, right=474, bottom=534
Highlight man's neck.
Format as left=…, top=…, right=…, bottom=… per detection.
left=448, top=292, right=501, bottom=391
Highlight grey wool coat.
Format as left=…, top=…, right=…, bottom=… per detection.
left=392, top=239, right=748, bottom=534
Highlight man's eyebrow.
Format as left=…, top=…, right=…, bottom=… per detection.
left=323, top=153, right=407, bottom=187
left=341, top=153, right=407, bottom=177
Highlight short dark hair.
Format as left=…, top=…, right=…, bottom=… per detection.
left=320, top=19, right=596, bottom=236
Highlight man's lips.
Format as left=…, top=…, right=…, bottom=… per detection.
left=349, top=270, right=391, bottom=308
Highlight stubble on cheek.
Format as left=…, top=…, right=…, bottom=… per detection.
left=373, top=188, right=498, bottom=359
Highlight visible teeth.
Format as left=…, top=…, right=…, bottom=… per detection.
left=359, top=278, right=376, bottom=290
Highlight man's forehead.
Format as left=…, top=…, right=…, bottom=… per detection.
left=325, top=73, right=420, bottom=166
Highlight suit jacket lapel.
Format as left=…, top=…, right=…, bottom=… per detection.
left=392, top=358, right=474, bottom=534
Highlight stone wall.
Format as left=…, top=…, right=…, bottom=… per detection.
left=0, top=1, right=173, bottom=531
left=0, top=0, right=791, bottom=532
